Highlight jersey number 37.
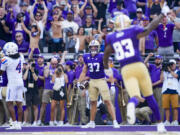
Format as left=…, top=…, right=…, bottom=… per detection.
left=113, top=39, right=135, bottom=60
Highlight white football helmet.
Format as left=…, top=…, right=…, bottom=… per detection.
left=89, top=40, right=100, bottom=55
left=3, top=42, right=18, bottom=56
left=113, top=14, right=131, bottom=31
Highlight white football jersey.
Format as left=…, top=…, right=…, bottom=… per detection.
left=0, top=54, right=24, bottom=86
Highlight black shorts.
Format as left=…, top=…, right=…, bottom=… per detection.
left=52, top=87, right=66, bottom=101
left=25, top=91, right=40, bottom=107
left=51, top=38, right=64, bottom=53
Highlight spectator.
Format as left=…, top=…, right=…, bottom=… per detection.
left=50, top=65, right=68, bottom=126
left=169, top=10, right=180, bottom=54
left=64, top=27, right=77, bottom=53
left=124, top=0, right=137, bottom=19
left=111, top=0, right=129, bottom=18
left=50, top=10, right=64, bottom=54
left=74, top=54, right=89, bottom=125
left=148, top=0, right=164, bottom=20
left=66, top=60, right=75, bottom=124
left=37, top=57, right=58, bottom=126
left=80, top=0, right=98, bottom=25
left=30, top=0, right=48, bottom=53
left=74, top=27, right=88, bottom=53
left=35, top=55, right=45, bottom=105
left=83, top=15, right=96, bottom=36
left=71, top=4, right=82, bottom=26
left=61, top=10, right=79, bottom=44
left=155, top=16, right=180, bottom=56
left=162, top=59, right=180, bottom=126
left=15, top=32, right=29, bottom=54
left=132, top=8, right=144, bottom=25
left=144, top=53, right=164, bottom=120
left=21, top=21, right=41, bottom=58
left=140, top=16, right=159, bottom=54
left=23, top=59, right=39, bottom=126
left=94, top=0, right=108, bottom=25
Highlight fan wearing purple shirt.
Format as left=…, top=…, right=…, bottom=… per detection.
left=111, top=0, right=129, bottom=18
left=103, top=5, right=170, bottom=132
left=132, top=8, right=144, bottom=25
left=78, top=40, right=119, bottom=128
left=15, top=32, right=29, bottom=54
left=144, top=53, right=164, bottom=120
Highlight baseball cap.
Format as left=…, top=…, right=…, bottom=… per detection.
left=169, top=59, right=176, bottom=64
left=66, top=60, right=74, bottom=66
left=108, top=57, right=113, bottom=61
left=155, top=55, right=162, bottom=59
left=53, top=4, right=60, bottom=9
left=137, top=8, right=143, bottom=13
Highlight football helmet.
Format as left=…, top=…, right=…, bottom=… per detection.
left=89, top=40, right=100, bottom=55
left=113, top=14, right=131, bottom=31
left=3, top=42, right=18, bottom=56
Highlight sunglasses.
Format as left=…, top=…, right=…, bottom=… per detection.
left=36, top=14, right=42, bottom=17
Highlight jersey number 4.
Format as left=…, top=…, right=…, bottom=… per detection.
left=113, top=39, right=135, bottom=60
left=16, top=61, right=21, bottom=73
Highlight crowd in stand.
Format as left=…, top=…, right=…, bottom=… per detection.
left=0, top=0, right=180, bottom=127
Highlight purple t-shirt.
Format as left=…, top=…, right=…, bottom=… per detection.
left=145, top=30, right=157, bottom=50
left=66, top=70, right=75, bottom=86
left=124, top=0, right=137, bottom=13
left=111, top=8, right=129, bottom=17
left=35, top=63, right=45, bottom=88
left=148, top=64, right=162, bottom=88
left=17, top=41, right=29, bottom=53
left=155, top=23, right=175, bottom=47
left=83, top=53, right=105, bottom=79
left=44, top=66, right=55, bottom=90
left=0, top=40, right=6, bottom=50
left=108, top=0, right=117, bottom=13
left=106, top=25, right=144, bottom=68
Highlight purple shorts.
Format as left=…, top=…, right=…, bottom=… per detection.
left=28, top=48, right=40, bottom=58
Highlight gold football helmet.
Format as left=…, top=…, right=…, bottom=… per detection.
left=113, top=14, right=131, bottom=31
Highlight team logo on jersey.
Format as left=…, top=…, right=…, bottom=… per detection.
left=1, top=58, right=7, bottom=64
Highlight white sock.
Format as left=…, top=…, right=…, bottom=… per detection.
left=90, top=121, right=95, bottom=124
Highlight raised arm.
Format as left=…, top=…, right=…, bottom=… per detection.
left=137, top=3, right=170, bottom=39
left=79, top=0, right=87, bottom=17
left=42, top=1, right=48, bottom=24
left=89, top=0, right=98, bottom=18
left=21, top=21, right=31, bottom=35
left=60, top=51, right=67, bottom=64
left=30, top=1, right=37, bottom=22
left=144, top=53, right=154, bottom=67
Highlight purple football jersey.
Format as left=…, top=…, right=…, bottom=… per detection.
left=83, top=53, right=105, bottom=79
left=106, top=25, right=144, bottom=68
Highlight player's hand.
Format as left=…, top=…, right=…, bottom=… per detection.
left=161, top=2, right=170, bottom=16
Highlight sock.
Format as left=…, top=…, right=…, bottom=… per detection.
left=129, top=97, right=139, bottom=107
left=90, top=121, right=95, bottom=124
left=145, top=95, right=161, bottom=121
left=113, top=120, right=117, bottom=123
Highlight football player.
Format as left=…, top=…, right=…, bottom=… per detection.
left=78, top=40, right=119, bottom=128
left=0, top=42, right=25, bottom=130
left=103, top=3, right=170, bottom=133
